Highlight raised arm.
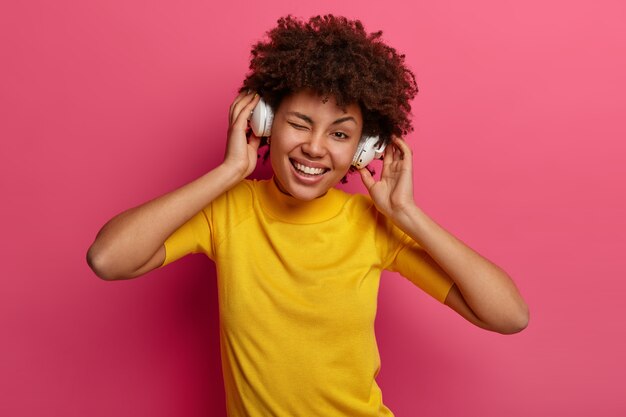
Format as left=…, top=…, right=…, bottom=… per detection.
left=86, top=91, right=261, bottom=280
left=360, top=136, right=529, bottom=334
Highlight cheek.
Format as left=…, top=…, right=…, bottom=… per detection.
left=333, top=144, right=358, bottom=168
left=268, top=146, right=282, bottom=173
left=268, top=137, right=292, bottom=172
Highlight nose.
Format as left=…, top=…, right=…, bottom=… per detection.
left=301, top=132, right=326, bottom=158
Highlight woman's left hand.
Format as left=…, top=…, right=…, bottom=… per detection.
left=359, top=135, right=416, bottom=219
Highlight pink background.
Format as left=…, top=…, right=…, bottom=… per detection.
left=1, top=1, right=625, bottom=416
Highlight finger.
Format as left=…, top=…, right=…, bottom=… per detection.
left=359, top=168, right=376, bottom=190
left=233, top=93, right=260, bottom=130
left=231, top=92, right=258, bottom=126
left=229, top=90, right=254, bottom=123
left=228, top=90, right=254, bottom=125
left=392, top=136, right=412, bottom=161
left=229, top=90, right=248, bottom=123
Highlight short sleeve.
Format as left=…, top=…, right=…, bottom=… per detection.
left=387, top=239, right=455, bottom=304
left=160, top=206, right=214, bottom=267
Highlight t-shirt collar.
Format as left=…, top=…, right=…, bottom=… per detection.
left=257, top=177, right=347, bottom=224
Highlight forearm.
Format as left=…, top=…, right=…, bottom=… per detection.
left=87, top=163, right=243, bottom=279
left=392, top=204, right=529, bottom=333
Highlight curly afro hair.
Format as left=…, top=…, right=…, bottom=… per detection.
left=240, top=14, right=419, bottom=144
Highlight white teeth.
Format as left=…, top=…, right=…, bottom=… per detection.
left=293, top=161, right=326, bottom=175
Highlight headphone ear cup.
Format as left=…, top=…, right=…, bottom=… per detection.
left=352, top=135, right=385, bottom=169
left=352, top=137, right=368, bottom=168
left=249, top=97, right=274, bottom=137
left=264, top=103, right=274, bottom=136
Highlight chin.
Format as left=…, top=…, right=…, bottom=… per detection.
left=273, top=159, right=346, bottom=200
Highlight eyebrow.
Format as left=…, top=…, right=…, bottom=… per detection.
left=285, top=111, right=357, bottom=126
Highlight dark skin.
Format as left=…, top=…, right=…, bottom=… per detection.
left=360, top=136, right=529, bottom=334
left=88, top=89, right=529, bottom=335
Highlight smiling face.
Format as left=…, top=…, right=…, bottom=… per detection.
left=269, top=89, right=363, bottom=201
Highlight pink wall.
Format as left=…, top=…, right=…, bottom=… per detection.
left=2, top=1, right=625, bottom=416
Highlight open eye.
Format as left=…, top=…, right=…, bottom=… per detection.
left=333, top=132, right=349, bottom=139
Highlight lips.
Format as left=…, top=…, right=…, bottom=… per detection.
left=290, top=159, right=329, bottom=176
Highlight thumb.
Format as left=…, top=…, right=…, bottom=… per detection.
left=359, top=168, right=375, bottom=190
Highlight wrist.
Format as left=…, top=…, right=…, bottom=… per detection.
left=208, top=163, right=246, bottom=190
left=390, top=203, right=424, bottom=235
left=219, top=160, right=248, bottom=182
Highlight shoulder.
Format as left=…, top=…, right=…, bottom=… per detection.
left=208, top=179, right=256, bottom=215
left=221, top=179, right=256, bottom=199
left=339, top=190, right=382, bottom=225
left=343, top=190, right=410, bottom=243
left=346, top=191, right=375, bottom=210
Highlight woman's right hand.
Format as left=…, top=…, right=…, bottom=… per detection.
left=87, top=91, right=263, bottom=280
left=223, top=90, right=262, bottom=179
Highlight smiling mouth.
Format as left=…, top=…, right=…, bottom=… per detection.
left=290, top=159, right=329, bottom=176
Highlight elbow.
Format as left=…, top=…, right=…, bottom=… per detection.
left=86, top=244, right=120, bottom=281
left=496, top=303, right=530, bottom=335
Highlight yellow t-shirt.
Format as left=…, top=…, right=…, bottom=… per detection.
left=161, top=178, right=453, bottom=417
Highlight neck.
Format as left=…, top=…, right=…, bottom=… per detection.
left=272, top=176, right=329, bottom=201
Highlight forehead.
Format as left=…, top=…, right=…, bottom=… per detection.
left=278, top=89, right=362, bottom=122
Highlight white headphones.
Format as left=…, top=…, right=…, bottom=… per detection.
left=249, top=97, right=386, bottom=169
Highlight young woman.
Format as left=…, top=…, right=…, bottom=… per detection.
left=87, top=14, right=528, bottom=417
